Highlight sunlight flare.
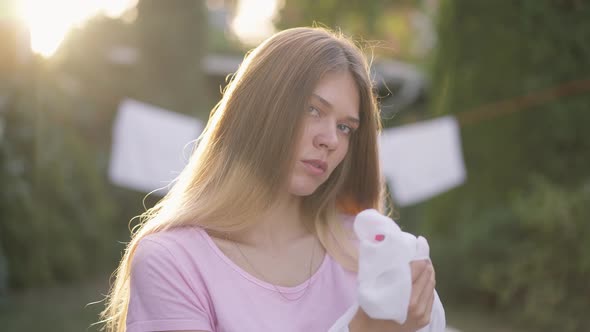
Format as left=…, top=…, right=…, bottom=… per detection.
left=15, top=0, right=136, bottom=57
left=231, top=0, right=281, bottom=45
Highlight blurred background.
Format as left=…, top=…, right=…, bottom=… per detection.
left=0, top=0, right=589, bottom=331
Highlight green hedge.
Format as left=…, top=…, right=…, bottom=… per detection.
left=420, top=1, right=590, bottom=331
left=0, top=1, right=208, bottom=289
left=0, top=74, right=125, bottom=288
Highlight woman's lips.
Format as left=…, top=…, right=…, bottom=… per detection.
left=301, top=159, right=327, bottom=175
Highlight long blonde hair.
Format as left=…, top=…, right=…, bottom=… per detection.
left=100, top=27, right=384, bottom=332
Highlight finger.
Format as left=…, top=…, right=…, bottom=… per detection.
left=416, top=266, right=436, bottom=320
left=417, top=263, right=435, bottom=303
left=410, top=259, right=428, bottom=282
left=409, top=263, right=433, bottom=312
left=425, top=289, right=435, bottom=317
left=418, top=288, right=436, bottom=327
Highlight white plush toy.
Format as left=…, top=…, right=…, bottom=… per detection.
left=328, top=209, right=446, bottom=332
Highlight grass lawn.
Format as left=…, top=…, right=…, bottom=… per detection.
left=446, top=304, right=527, bottom=332
left=0, top=274, right=110, bottom=332
left=0, top=274, right=528, bottom=332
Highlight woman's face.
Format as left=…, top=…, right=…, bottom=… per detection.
left=288, top=70, right=360, bottom=197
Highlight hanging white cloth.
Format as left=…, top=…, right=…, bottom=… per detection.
left=379, top=116, right=466, bottom=206
left=108, top=99, right=203, bottom=194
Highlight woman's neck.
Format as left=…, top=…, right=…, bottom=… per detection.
left=232, top=193, right=312, bottom=251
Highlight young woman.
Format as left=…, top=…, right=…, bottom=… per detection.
left=101, top=27, right=444, bottom=332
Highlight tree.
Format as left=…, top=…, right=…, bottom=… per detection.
left=136, top=0, right=208, bottom=116
left=278, top=0, right=429, bottom=61
left=422, top=1, right=590, bottom=330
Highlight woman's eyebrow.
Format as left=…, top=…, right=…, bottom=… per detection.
left=312, top=93, right=360, bottom=124
left=346, top=117, right=360, bottom=126
left=312, top=93, right=334, bottom=110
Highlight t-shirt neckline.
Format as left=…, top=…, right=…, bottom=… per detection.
left=195, top=227, right=329, bottom=294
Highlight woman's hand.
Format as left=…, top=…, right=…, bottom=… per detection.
left=349, top=259, right=436, bottom=332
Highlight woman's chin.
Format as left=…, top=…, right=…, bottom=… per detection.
left=288, top=184, right=321, bottom=197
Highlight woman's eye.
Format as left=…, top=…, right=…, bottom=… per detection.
left=308, top=106, right=320, bottom=117
left=338, top=124, right=352, bottom=135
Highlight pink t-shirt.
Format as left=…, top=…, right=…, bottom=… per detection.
left=127, top=225, right=358, bottom=332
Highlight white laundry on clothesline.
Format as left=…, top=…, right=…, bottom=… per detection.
left=108, top=99, right=203, bottom=194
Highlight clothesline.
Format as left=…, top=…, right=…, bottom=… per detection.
left=391, top=77, right=590, bottom=128
left=457, top=78, right=590, bottom=126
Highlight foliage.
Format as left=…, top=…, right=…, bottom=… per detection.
left=420, top=1, right=590, bottom=330
left=0, top=0, right=208, bottom=288
left=278, top=0, right=431, bottom=61
left=0, top=69, right=120, bottom=287
left=488, top=177, right=589, bottom=331
left=279, top=0, right=392, bottom=35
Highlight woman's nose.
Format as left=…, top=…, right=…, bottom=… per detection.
left=314, top=124, right=339, bottom=150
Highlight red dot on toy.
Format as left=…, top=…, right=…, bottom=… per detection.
left=374, top=234, right=385, bottom=242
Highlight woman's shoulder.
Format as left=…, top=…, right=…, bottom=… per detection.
left=133, top=225, right=210, bottom=267
left=142, top=224, right=204, bottom=245
left=127, top=227, right=216, bottom=331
